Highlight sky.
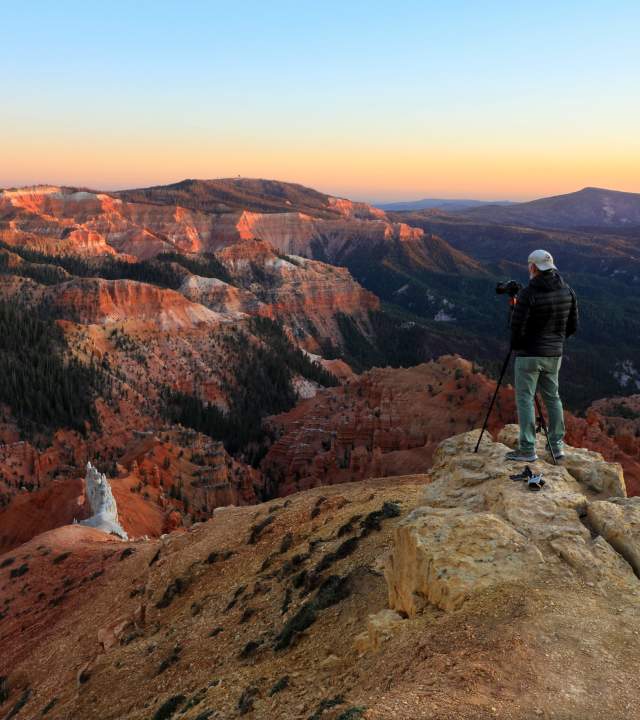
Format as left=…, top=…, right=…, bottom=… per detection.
left=1, top=1, right=639, bottom=201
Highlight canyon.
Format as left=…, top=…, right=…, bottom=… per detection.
left=1, top=179, right=640, bottom=555
left=1, top=177, right=640, bottom=720
left=3, top=354, right=639, bottom=556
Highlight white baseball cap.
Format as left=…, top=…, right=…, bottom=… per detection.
left=528, top=249, right=556, bottom=271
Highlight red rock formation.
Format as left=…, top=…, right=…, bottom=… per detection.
left=1, top=184, right=481, bottom=277
left=0, top=186, right=212, bottom=257
left=263, top=356, right=640, bottom=497
left=179, top=274, right=265, bottom=318
left=0, top=391, right=263, bottom=551
left=263, top=356, right=517, bottom=494
left=563, top=395, right=640, bottom=495
left=215, top=239, right=379, bottom=351
left=46, top=278, right=224, bottom=329
left=1, top=183, right=383, bottom=354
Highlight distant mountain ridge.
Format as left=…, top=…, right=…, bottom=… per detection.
left=377, top=198, right=515, bottom=212
left=116, top=177, right=386, bottom=220
left=457, top=186, right=640, bottom=229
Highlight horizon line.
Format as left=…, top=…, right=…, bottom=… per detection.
left=1, top=177, right=639, bottom=206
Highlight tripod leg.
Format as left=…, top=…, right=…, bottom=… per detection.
left=535, top=394, right=557, bottom=465
left=475, top=350, right=512, bottom=453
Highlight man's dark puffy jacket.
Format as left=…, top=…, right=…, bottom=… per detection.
left=510, top=270, right=578, bottom=356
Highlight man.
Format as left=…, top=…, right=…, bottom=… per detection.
left=506, top=249, right=578, bottom=462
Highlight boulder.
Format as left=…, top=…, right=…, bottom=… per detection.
left=384, top=429, right=638, bottom=619
left=385, top=506, right=543, bottom=614
left=587, top=497, right=640, bottom=577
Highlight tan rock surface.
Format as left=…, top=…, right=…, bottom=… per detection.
left=587, top=497, right=640, bottom=576
left=498, top=424, right=627, bottom=498
left=386, top=430, right=639, bottom=623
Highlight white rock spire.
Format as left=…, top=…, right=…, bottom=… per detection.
left=80, top=462, right=128, bottom=539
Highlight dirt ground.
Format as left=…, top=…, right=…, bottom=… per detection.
left=1, top=473, right=640, bottom=720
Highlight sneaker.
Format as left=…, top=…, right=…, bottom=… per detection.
left=505, top=450, right=539, bottom=462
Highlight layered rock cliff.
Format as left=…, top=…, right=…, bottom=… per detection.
left=45, top=278, right=226, bottom=329
left=385, top=427, right=628, bottom=618
left=0, top=184, right=481, bottom=276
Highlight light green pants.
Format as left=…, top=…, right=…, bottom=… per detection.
left=514, top=356, right=565, bottom=455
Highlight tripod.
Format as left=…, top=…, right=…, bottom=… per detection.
left=474, top=348, right=557, bottom=465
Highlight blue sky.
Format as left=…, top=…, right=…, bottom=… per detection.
left=1, top=1, right=639, bottom=199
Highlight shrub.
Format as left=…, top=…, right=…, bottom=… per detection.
left=238, top=639, right=262, bottom=659
left=274, top=574, right=351, bottom=650
left=269, top=676, right=289, bottom=696
left=279, top=532, right=293, bottom=554
left=4, top=688, right=31, bottom=720
left=156, top=578, right=189, bottom=609
left=360, top=501, right=401, bottom=536
left=337, top=707, right=367, bottom=720
left=10, top=563, right=29, bottom=579
left=314, top=536, right=359, bottom=573
left=309, top=696, right=345, bottom=719
left=157, top=645, right=182, bottom=675
left=152, top=694, right=186, bottom=720
left=41, top=697, right=58, bottom=716
left=248, top=515, right=274, bottom=544
left=237, top=686, right=259, bottom=715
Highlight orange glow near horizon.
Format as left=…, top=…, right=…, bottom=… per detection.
left=3, top=131, right=640, bottom=202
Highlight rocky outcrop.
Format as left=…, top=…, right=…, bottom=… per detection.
left=384, top=428, right=635, bottom=619
left=215, top=238, right=380, bottom=349
left=80, top=462, right=128, bottom=539
left=587, top=498, right=640, bottom=576
left=263, top=357, right=516, bottom=493
left=178, top=274, right=264, bottom=319
left=45, top=278, right=225, bottom=329
left=264, top=358, right=640, bottom=499
left=498, top=423, right=627, bottom=497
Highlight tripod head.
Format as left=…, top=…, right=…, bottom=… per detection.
left=495, top=280, right=523, bottom=298
left=495, top=279, right=523, bottom=323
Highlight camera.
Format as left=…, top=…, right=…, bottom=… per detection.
left=495, top=280, right=523, bottom=297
